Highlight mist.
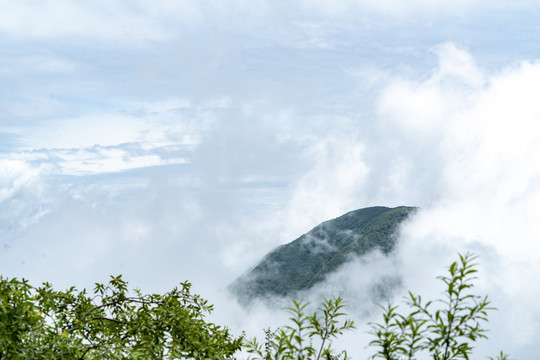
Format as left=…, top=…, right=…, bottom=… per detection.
left=213, top=44, right=540, bottom=359
left=1, top=1, right=540, bottom=358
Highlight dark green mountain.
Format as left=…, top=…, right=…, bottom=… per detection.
left=230, top=206, right=416, bottom=303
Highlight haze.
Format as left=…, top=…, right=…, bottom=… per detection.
left=1, top=1, right=539, bottom=358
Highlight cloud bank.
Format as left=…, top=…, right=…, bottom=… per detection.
left=214, top=43, right=540, bottom=359
left=1, top=41, right=539, bottom=358
left=1, top=1, right=539, bottom=358
left=277, top=43, right=540, bottom=359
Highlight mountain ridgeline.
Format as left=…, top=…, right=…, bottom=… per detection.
left=230, top=206, right=417, bottom=303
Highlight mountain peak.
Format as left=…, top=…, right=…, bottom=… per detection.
left=230, top=206, right=417, bottom=304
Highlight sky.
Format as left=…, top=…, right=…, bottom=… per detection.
left=1, top=0, right=540, bottom=358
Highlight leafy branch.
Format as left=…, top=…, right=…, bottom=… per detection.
left=369, top=252, right=507, bottom=360
left=245, top=296, right=355, bottom=360
left=0, top=275, right=242, bottom=359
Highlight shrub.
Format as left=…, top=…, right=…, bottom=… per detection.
left=368, top=252, right=509, bottom=360
left=245, top=296, right=355, bottom=359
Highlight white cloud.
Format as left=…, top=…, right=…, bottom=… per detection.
left=0, top=0, right=171, bottom=42
left=281, top=133, right=369, bottom=235
left=365, top=44, right=540, bottom=358
left=0, top=0, right=539, bottom=354
left=0, top=53, right=78, bottom=78
left=13, top=113, right=146, bottom=150
left=0, top=159, right=49, bottom=203
left=0, top=159, right=54, bottom=245
left=301, top=0, right=539, bottom=18
left=1, top=0, right=536, bottom=45
left=13, top=95, right=230, bottom=150
left=0, top=0, right=275, bottom=43
left=216, top=42, right=540, bottom=359
left=378, top=43, right=485, bottom=132
left=52, top=147, right=187, bottom=176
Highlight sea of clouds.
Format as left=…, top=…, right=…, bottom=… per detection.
left=1, top=1, right=539, bottom=358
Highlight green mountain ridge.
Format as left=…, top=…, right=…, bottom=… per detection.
left=230, top=206, right=417, bottom=303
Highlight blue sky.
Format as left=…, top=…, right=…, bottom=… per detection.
left=1, top=1, right=540, bottom=358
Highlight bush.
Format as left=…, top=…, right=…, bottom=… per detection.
left=0, top=275, right=242, bottom=359
left=368, top=252, right=509, bottom=360
left=244, top=296, right=355, bottom=359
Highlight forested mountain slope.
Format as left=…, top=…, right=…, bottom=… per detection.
left=230, top=206, right=416, bottom=303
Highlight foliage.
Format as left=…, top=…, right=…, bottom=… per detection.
left=245, top=296, right=355, bottom=360
left=2, top=252, right=512, bottom=360
left=0, top=275, right=242, bottom=359
left=368, top=252, right=506, bottom=360
left=487, top=351, right=511, bottom=360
